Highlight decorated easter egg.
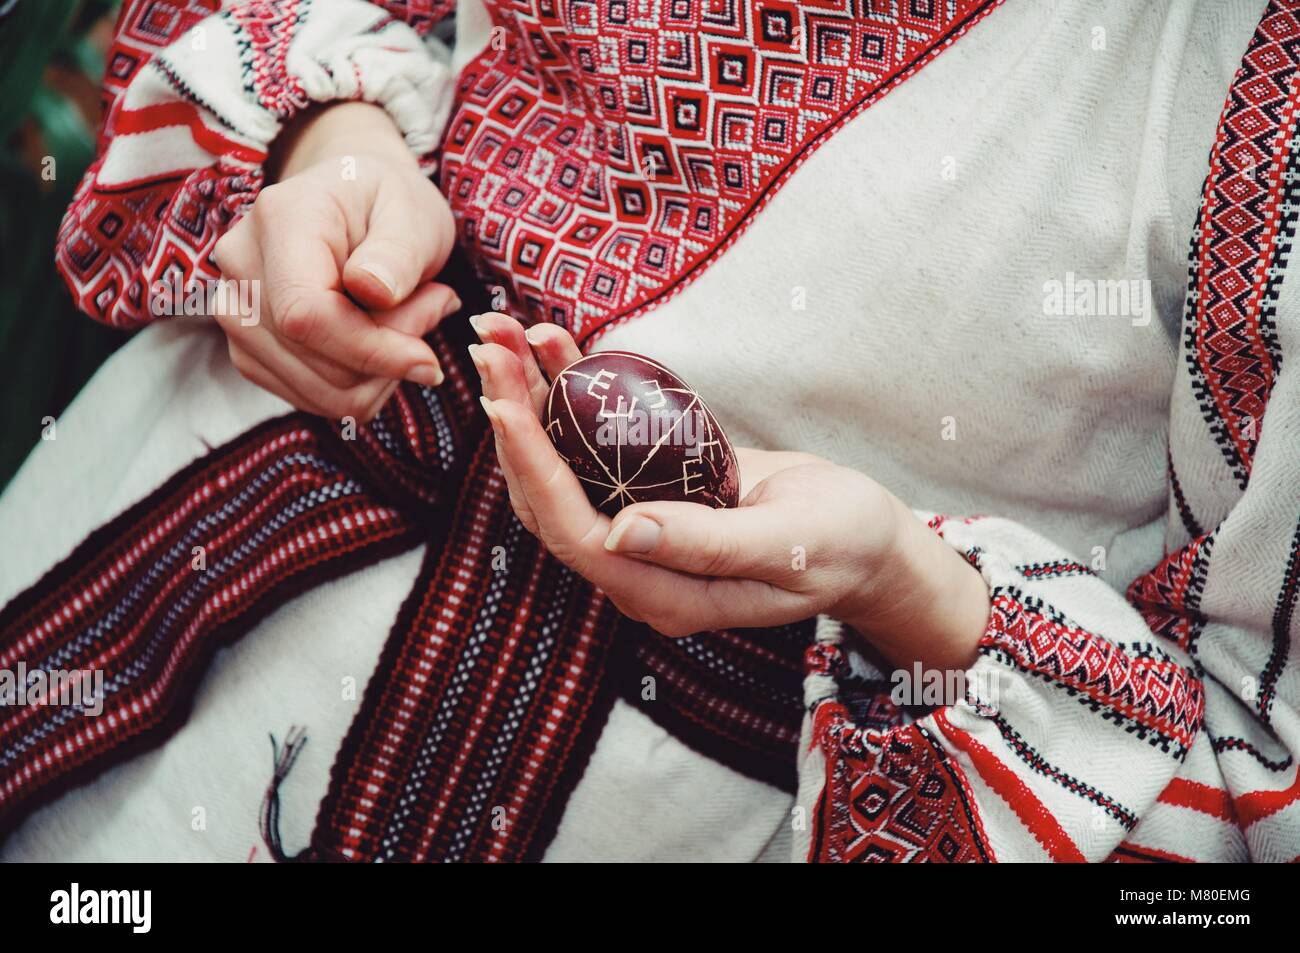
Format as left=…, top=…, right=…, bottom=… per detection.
left=542, top=350, right=741, bottom=516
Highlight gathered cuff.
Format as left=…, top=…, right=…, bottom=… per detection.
left=57, top=0, right=454, bottom=327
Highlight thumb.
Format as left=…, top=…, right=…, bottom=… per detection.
left=343, top=192, right=444, bottom=309
left=373, top=281, right=462, bottom=337
left=344, top=234, right=425, bottom=310
left=603, top=500, right=784, bottom=579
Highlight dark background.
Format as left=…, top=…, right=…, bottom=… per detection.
left=0, top=0, right=124, bottom=492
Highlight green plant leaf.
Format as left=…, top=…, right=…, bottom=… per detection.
left=0, top=0, right=81, bottom=140
left=31, top=85, right=94, bottom=170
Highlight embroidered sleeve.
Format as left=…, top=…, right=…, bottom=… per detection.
left=54, top=0, right=457, bottom=329
left=798, top=0, right=1300, bottom=865
left=798, top=515, right=1207, bottom=863
left=1120, top=0, right=1300, bottom=863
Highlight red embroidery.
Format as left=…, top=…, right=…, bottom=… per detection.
left=1188, top=1, right=1300, bottom=486
left=810, top=700, right=993, bottom=863
left=231, top=0, right=310, bottom=119
left=1127, top=536, right=1212, bottom=651
left=983, top=594, right=1204, bottom=755
left=440, top=0, right=1002, bottom=343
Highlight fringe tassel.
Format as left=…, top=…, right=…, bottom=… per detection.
left=259, top=725, right=313, bottom=863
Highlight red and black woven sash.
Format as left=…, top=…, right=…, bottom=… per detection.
left=0, top=298, right=812, bottom=860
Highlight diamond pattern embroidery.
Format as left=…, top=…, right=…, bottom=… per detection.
left=440, top=0, right=1001, bottom=343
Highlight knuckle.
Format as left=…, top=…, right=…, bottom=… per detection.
left=538, top=456, right=574, bottom=498
left=547, top=514, right=605, bottom=575
left=277, top=296, right=317, bottom=344
left=354, top=338, right=391, bottom=378
left=574, top=512, right=609, bottom=552
left=212, top=232, right=238, bottom=273
left=253, top=183, right=288, bottom=216
left=696, top=527, right=739, bottom=577
left=702, top=577, right=739, bottom=621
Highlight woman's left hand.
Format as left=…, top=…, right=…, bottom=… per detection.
left=469, top=313, right=990, bottom=671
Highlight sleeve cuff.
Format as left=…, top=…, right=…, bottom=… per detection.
left=100, top=0, right=455, bottom=188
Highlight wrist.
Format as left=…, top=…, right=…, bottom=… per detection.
left=269, top=101, right=417, bottom=182
left=837, top=498, right=990, bottom=674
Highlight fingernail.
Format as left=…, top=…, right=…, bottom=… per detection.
left=479, top=395, right=505, bottom=435
left=468, top=343, right=488, bottom=380
left=524, top=325, right=546, bottom=347
left=605, top=515, right=661, bottom=554
left=468, top=314, right=488, bottom=340
left=441, top=295, right=463, bottom=319
left=408, top=363, right=443, bottom=387
left=358, top=262, right=397, bottom=297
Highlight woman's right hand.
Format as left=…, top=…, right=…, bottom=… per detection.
left=212, top=101, right=459, bottom=422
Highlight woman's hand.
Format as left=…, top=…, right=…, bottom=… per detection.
left=470, top=313, right=991, bottom=672
left=212, top=102, right=459, bottom=422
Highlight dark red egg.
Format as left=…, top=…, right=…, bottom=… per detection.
left=542, top=350, right=741, bottom=516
